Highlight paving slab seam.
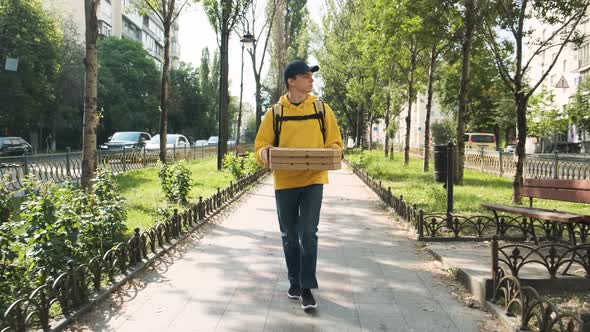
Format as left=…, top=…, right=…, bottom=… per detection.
left=53, top=174, right=270, bottom=332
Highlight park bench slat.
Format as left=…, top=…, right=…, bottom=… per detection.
left=521, top=187, right=590, bottom=204
left=480, top=203, right=588, bottom=223
left=524, top=178, right=590, bottom=191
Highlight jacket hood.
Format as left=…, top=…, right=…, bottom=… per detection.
left=278, top=94, right=318, bottom=107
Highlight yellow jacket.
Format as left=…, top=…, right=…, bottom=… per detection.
left=255, top=94, right=343, bottom=190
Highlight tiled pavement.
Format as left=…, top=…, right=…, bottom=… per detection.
left=69, top=164, right=488, bottom=332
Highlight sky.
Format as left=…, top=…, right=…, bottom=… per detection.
left=177, top=1, right=325, bottom=108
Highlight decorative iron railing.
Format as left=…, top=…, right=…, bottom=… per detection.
left=0, top=145, right=253, bottom=192
left=490, top=267, right=585, bottom=331
left=0, top=168, right=268, bottom=332
left=345, top=159, right=590, bottom=243
left=392, top=145, right=590, bottom=180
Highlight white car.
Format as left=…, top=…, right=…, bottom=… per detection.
left=207, top=136, right=219, bottom=146
left=504, top=144, right=516, bottom=153
left=194, top=139, right=208, bottom=147
left=145, top=134, right=190, bottom=150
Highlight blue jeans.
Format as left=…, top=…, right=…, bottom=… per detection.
left=275, top=184, right=323, bottom=289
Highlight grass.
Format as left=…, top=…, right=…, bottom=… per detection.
left=114, top=157, right=234, bottom=235
left=346, top=150, right=590, bottom=215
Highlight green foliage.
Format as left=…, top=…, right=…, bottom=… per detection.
left=159, top=161, right=192, bottom=205
left=78, top=167, right=127, bottom=259
left=0, top=175, right=10, bottom=223
left=17, top=178, right=76, bottom=278
left=430, top=119, right=455, bottom=145
left=0, top=0, right=61, bottom=141
left=222, top=152, right=260, bottom=180
left=97, top=37, right=160, bottom=141
left=568, top=75, right=590, bottom=133
left=528, top=88, right=568, bottom=138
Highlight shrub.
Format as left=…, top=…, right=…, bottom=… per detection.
left=78, top=167, right=127, bottom=258
left=223, top=152, right=261, bottom=180
left=0, top=175, right=10, bottom=224
left=431, top=119, right=455, bottom=145
left=159, top=161, right=192, bottom=205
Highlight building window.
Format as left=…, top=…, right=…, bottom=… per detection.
left=579, top=43, right=590, bottom=68
left=98, top=20, right=112, bottom=37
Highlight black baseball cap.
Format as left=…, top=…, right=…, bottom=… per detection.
left=283, top=60, right=319, bottom=86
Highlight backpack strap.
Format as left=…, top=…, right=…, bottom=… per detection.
left=313, top=99, right=326, bottom=144
left=272, top=100, right=327, bottom=147
left=272, top=104, right=282, bottom=147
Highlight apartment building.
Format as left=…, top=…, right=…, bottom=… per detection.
left=524, top=15, right=590, bottom=153
left=391, top=94, right=447, bottom=148
left=43, top=0, right=180, bottom=69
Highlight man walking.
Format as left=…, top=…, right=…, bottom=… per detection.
left=255, top=60, right=343, bottom=311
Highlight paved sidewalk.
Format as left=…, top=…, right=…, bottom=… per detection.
left=69, top=164, right=488, bottom=332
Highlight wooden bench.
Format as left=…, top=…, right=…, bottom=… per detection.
left=482, top=178, right=590, bottom=244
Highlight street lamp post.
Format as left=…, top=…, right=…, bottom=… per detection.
left=236, top=31, right=255, bottom=154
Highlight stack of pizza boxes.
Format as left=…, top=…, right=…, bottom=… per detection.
left=269, top=148, right=342, bottom=171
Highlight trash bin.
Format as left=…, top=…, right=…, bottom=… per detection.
left=433, top=144, right=448, bottom=183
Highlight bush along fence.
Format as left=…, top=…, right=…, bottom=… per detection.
left=0, top=144, right=253, bottom=192
left=393, top=144, right=590, bottom=180
left=489, top=236, right=589, bottom=331
left=345, top=159, right=590, bottom=243
left=0, top=168, right=268, bottom=332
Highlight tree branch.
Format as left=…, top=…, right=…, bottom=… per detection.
left=526, top=5, right=588, bottom=99
left=521, top=8, right=584, bottom=75
left=484, top=20, right=515, bottom=91
left=144, top=0, right=165, bottom=24
left=171, top=0, right=190, bottom=23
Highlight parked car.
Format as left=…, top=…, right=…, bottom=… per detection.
left=0, top=137, right=32, bottom=156
left=227, top=140, right=236, bottom=147
left=504, top=144, right=517, bottom=153
left=207, top=136, right=219, bottom=146
left=194, top=139, right=208, bottom=147
left=464, top=133, right=496, bottom=150
left=145, top=134, right=191, bottom=151
left=100, top=132, right=151, bottom=150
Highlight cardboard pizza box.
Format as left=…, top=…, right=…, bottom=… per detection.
left=269, top=148, right=342, bottom=171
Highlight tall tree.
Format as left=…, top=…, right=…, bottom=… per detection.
left=239, top=0, right=276, bottom=132
left=203, top=0, right=252, bottom=170
left=97, top=37, right=160, bottom=142
left=0, top=0, right=60, bottom=144
left=420, top=0, right=458, bottom=172
left=267, top=0, right=309, bottom=103
left=139, top=0, right=190, bottom=163
left=82, top=0, right=100, bottom=190
left=455, top=0, right=478, bottom=185
left=483, top=0, right=589, bottom=203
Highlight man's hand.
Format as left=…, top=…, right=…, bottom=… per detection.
left=260, top=146, right=272, bottom=168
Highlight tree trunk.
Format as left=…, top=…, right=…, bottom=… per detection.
left=456, top=0, right=476, bottom=185
left=404, top=49, right=417, bottom=166
left=254, top=72, right=262, bottom=133
left=424, top=43, right=438, bottom=172
left=82, top=0, right=99, bottom=191
left=368, top=117, right=373, bottom=150
left=217, top=1, right=230, bottom=170
left=355, top=106, right=361, bottom=148
left=384, top=91, right=391, bottom=157
left=159, top=22, right=172, bottom=163
left=493, top=124, right=500, bottom=150
left=513, top=94, right=527, bottom=204
left=235, top=44, right=245, bottom=152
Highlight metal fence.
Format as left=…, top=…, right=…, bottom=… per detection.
left=0, top=168, right=268, bottom=332
left=392, top=145, right=590, bottom=180
left=0, top=144, right=253, bottom=191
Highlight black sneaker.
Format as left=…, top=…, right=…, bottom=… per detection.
left=301, top=288, right=317, bottom=310
left=287, top=285, right=301, bottom=299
